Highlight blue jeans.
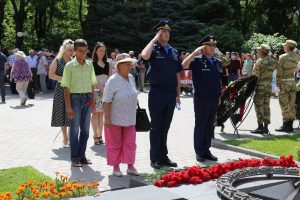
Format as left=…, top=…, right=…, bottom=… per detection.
left=70, top=93, right=92, bottom=162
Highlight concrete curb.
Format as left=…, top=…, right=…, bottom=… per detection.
left=212, top=139, right=300, bottom=166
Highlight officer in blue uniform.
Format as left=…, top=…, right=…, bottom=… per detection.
left=141, top=20, right=183, bottom=169
left=182, top=35, right=222, bottom=162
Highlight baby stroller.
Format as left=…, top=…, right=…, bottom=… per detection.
left=180, top=70, right=193, bottom=96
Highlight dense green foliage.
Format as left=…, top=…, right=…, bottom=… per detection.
left=1, top=0, right=300, bottom=53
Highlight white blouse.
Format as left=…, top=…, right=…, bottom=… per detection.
left=103, top=73, right=138, bottom=126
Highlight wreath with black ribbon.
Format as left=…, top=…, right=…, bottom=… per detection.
left=217, top=75, right=258, bottom=126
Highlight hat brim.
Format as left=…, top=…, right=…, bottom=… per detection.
left=15, top=53, right=26, bottom=58
left=201, top=42, right=217, bottom=45
left=115, top=58, right=137, bottom=69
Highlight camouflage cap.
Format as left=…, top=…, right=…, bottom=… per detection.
left=282, top=40, right=297, bottom=48
left=256, top=44, right=271, bottom=54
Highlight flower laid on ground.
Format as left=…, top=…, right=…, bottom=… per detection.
left=0, top=173, right=100, bottom=200
left=154, top=155, right=298, bottom=188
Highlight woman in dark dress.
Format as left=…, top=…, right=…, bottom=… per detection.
left=49, top=39, right=74, bottom=148
left=91, top=42, right=112, bottom=145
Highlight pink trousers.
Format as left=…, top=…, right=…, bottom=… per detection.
left=104, top=125, right=136, bottom=166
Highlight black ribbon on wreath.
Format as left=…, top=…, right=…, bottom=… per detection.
left=216, top=75, right=258, bottom=137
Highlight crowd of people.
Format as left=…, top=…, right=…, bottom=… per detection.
left=1, top=19, right=300, bottom=177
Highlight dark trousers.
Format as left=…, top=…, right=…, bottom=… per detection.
left=148, top=86, right=176, bottom=162
left=29, top=68, right=39, bottom=91
left=194, top=97, right=218, bottom=156
left=70, top=94, right=92, bottom=162
left=0, top=71, right=5, bottom=101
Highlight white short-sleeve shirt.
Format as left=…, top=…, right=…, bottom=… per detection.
left=103, top=73, right=138, bottom=127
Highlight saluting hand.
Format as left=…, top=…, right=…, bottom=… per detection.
left=193, top=46, right=205, bottom=55
left=153, top=29, right=162, bottom=42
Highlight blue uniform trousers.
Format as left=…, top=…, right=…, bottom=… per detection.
left=194, top=97, right=218, bottom=156
left=148, top=86, right=176, bottom=162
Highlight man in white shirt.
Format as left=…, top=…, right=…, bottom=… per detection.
left=25, top=49, right=39, bottom=91
left=37, top=51, right=48, bottom=93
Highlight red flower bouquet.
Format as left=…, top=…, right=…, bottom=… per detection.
left=153, top=155, right=298, bottom=188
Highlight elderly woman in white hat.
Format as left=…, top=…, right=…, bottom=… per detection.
left=103, top=56, right=138, bottom=177
left=10, top=51, right=32, bottom=105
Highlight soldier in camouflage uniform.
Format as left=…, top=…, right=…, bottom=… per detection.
left=251, top=44, right=277, bottom=134
left=276, top=40, right=300, bottom=132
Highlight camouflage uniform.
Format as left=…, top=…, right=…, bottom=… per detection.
left=277, top=52, right=300, bottom=122
left=253, top=56, right=277, bottom=124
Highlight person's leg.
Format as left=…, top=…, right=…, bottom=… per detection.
left=40, top=74, right=48, bottom=93
left=61, top=126, right=69, bottom=145
left=288, top=84, right=296, bottom=121
left=91, top=111, right=99, bottom=141
left=122, top=125, right=136, bottom=165
left=263, top=90, right=271, bottom=124
left=32, top=69, right=39, bottom=91
left=0, top=71, right=5, bottom=102
left=148, top=88, right=164, bottom=162
left=254, top=90, right=264, bottom=125
left=69, top=95, right=81, bottom=163
left=278, top=84, right=289, bottom=122
left=160, top=96, right=176, bottom=160
left=16, top=81, right=25, bottom=100
left=204, top=100, right=218, bottom=153
left=78, top=95, right=92, bottom=161
left=194, top=98, right=211, bottom=157
left=104, top=125, right=122, bottom=167
left=98, top=112, right=104, bottom=141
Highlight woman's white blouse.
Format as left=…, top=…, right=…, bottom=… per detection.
left=103, top=73, right=138, bottom=126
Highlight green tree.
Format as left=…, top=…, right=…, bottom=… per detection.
left=243, top=33, right=287, bottom=52
left=0, top=0, right=7, bottom=45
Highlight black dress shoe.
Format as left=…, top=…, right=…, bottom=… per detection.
left=163, top=158, right=177, bottom=168
left=205, top=152, right=218, bottom=161
left=196, top=155, right=205, bottom=162
left=151, top=161, right=163, bottom=169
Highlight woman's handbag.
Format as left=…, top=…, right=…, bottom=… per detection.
left=136, top=102, right=150, bottom=132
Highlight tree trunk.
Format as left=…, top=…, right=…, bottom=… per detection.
left=10, top=0, right=31, bottom=49
left=79, top=0, right=83, bottom=31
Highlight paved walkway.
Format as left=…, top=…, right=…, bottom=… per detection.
left=0, top=89, right=292, bottom=191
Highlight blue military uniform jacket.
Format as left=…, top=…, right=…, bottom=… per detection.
left=147, top=43, right=183, bottom=88
left=189, top=54, right=223, bottom=99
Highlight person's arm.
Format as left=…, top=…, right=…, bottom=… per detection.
left=64, top=87, right=74, bottom=119
left=49, top=59, right=61, bottom=81
left=252, top=60, right=261, bottom=79
left=182, top=46, right=204, bottom=69
left=141, top=30, right=161, bottom=60
left=103, top=102, right=112, bottom=128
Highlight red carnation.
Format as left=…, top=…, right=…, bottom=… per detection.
left=154, top=180, right=165, bottom=188
left=166, top=181, right=178, bottom=187
left=190, top=176, right=202, bottom=184
left=87, top=101, right=93, bottom=107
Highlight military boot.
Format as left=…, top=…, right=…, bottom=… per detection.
left=286, top=120, right=294, bottom=133
left=263, top=123, right=270, bottom=135
left=275, top=121, right=290, bottom=132
left=251, top=123, right=264, bottom=134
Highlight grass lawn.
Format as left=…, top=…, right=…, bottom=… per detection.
left=225, top=134, right=300, bottom=161
left=0, top=166, right=52, bottom=195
